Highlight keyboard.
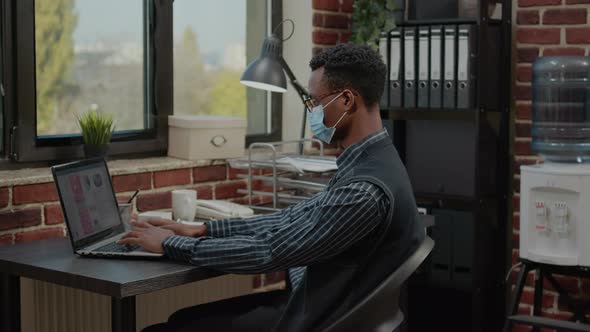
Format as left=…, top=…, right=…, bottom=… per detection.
left=94, top=242, right=140, bottom=253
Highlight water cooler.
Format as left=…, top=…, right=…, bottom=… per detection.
left=519, top=56, right=590, bottom=267
left=520, top=163, right=590, bottom=266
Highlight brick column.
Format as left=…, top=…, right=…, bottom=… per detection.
left=512, top=0, right=590, bottom=328
left=312, top=0, right=353, bottom=54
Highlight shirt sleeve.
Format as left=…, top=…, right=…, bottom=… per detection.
left=162, top=181, right=390, bottom=274
left=206, top=208, right=289, bottom=238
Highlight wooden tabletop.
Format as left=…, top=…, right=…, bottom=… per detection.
left=0, top=238, right=222, bottom=298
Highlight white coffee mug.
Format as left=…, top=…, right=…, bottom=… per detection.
left=172, top=189, right=197, bottom=222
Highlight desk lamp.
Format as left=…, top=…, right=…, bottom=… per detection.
left=240, top=19, right=310, bottom=153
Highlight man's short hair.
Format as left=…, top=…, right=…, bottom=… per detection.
left=309, top=43, right=386, bottom=107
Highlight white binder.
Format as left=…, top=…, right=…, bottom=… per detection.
left=379, top=33, right=389, bottom=108
left=418, top=27, right=430, bottom=108
left=429, top=25, right=443, bottom=108
left=404, top=27, right=416, bottom=108
left=443, top=25, right=457, bottom=109
left=457, top=25, right=476, bottom=109
left=390, top=29, right=402, bottom=107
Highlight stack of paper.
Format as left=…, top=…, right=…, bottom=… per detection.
left=276, top=157, right=338, bottom=173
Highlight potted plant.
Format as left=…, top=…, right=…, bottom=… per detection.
left=350, top=0, right=399, bottom=50
left=77, top=104, right=115, bottom=159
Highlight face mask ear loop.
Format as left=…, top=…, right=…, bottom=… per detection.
left=331, top=111, right=348, bottom=129
left=323, top=91, right=344, bottom=109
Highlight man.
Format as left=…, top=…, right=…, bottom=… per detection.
left=120, top=43, right=424, bottom=332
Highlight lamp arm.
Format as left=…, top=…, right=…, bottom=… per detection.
left=280, top=57, right=310, bottom=102
left=279, top=56, right=309, bottom=153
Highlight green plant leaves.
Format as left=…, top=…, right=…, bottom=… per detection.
left=76, top=108, right=115, bottom=146
left=384, top=12, right=397, bottom=32
left=386, top=0, right=396, bottom=11
left=351, top=0, right=397, bottom=50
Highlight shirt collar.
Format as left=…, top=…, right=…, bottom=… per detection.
left=336, top=128, right=390, bottom=171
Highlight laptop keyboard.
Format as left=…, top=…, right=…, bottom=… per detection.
left=94, top=242, right=140, bottom=253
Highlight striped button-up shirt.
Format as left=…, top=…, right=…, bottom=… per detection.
left=162, top=129, right=391, bottom=289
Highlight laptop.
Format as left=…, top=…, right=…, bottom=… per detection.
left=51, top=158, right=163, bottom=258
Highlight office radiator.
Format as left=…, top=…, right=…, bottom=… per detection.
left=20, top=274, right=256, bottom=332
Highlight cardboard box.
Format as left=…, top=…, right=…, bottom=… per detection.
left=168, top=115, right=246, bottom=160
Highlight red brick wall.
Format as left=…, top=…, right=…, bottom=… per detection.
left=312, top=0, right=353, bottom=54
left=0, top=163, right=282, bottom=290
left=0, top=164, right=271, bottom=246
left=512, top=0, right=590, bottom=329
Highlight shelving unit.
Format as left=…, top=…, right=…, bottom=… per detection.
left=230, top=139, right=336, bottom=212
left=381, top=1, right=512, bottom=331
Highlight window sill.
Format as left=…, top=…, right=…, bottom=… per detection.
left=0, top=157, right=226, bottom=187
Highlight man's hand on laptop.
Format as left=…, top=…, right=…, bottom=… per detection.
left=117, top=221, right=174, bottom=254
left=142, top=218, right=207, bottom=238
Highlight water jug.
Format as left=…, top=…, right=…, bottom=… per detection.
left=532, top=56, right=590, bottom=163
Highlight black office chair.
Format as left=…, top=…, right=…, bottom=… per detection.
left=320, top=235, right=435, bottom=332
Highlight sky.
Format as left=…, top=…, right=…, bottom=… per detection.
left=72, top=0, right=247, bottom=55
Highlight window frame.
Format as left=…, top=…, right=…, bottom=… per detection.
left=245, top=0, right=283, bottom=146
left=2, top=0, right=282, bottom=163
left=9, top=0, right=172, bottom=162
left=1, top=0, right=15, bottom=160
left=0, top=1, right=4, bottom=156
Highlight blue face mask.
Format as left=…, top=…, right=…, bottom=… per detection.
left=308, top=92, right=347, bottom=144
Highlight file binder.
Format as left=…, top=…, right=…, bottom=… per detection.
left=443, top=25, right=457, bottom=109
left=429, top=26, right=443, bottom=108
left=457, top=25, right=476, bottom=109
left=379, top=32, right=389, bottom=108
left=417, top=26, right=430, bottom=108
left=389, top=29, right=403, bottom=108
left=404, top=27, right=416, bottom=108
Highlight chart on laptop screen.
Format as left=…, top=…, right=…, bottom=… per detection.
left=56, top=164, right=120, bottom=241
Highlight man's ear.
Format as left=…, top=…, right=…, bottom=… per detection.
left=343, top=90, right=356, bottom=111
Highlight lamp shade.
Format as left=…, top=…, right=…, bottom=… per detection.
left=240, top=34, right=287, bottom=93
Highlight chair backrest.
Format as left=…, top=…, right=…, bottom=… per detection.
left=320, top=236, right=435, bottom=332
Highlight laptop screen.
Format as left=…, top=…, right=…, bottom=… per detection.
left=53, top=159, right=122, bottom=245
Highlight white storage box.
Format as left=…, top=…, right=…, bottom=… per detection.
left=168, top=115, right=246, bottom=160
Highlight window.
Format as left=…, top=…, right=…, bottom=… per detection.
left=5, top=0, right=281, bottom=163
left=0, top=16, right=3, bottom=156
left=2, top=0, right=17, bottom=160
left=0, top=0, right=10, bottom=157
left=35, top=0, right=146, bottom=137
left=10, top=0, right=171, bottom=162
left=173, top=0, right=282, bottom=142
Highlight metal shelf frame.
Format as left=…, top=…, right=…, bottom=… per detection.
left=231, top=139, right=336, bottom=211
left=396, top=0, right=513, bottom=331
